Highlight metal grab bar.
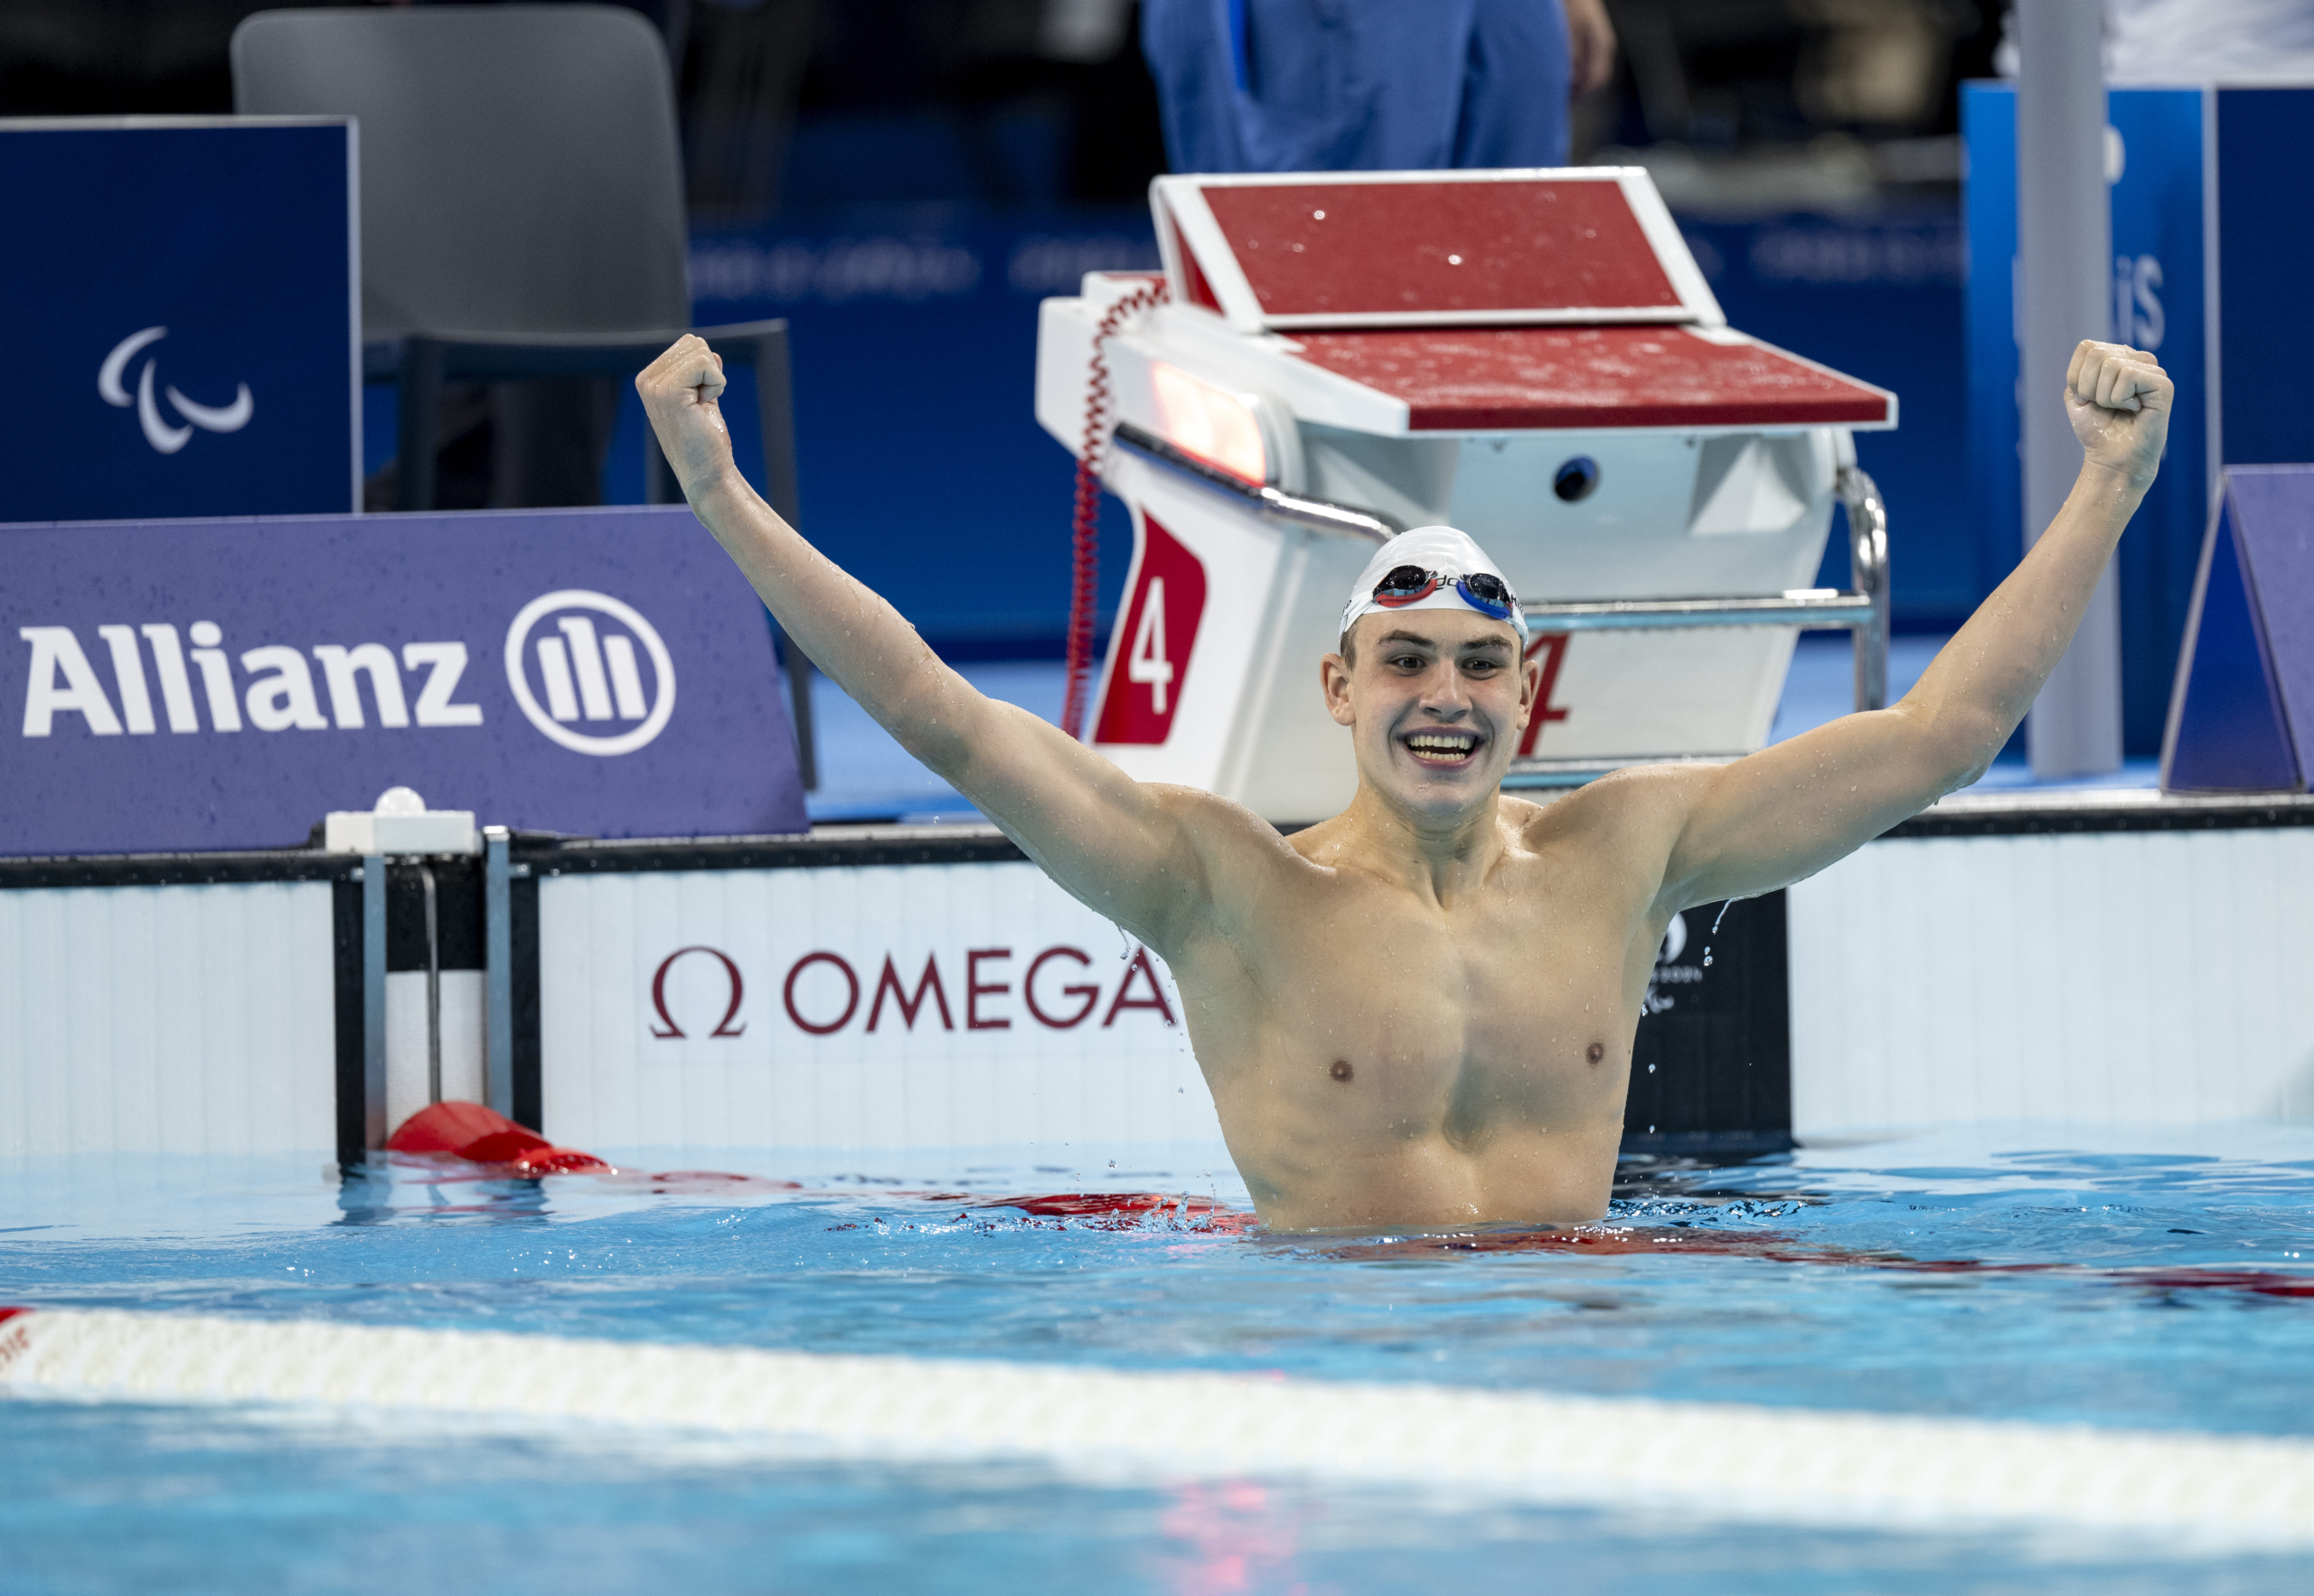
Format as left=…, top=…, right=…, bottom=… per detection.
left=1524, top=591, right=1877, bottom=630
left=1839, top=464, right=1890, bottom=713
left=1527, top=467, right=1889, bottom=713
left=1115, top=419, right=1893, bottom=715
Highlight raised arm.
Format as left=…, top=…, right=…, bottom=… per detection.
left=635, top=337, right=1218, bottom=947
left=1653, top=339, right=2174, bottom=908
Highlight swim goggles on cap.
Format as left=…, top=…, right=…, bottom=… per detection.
left=1369, top=564, right=1520, bottom=623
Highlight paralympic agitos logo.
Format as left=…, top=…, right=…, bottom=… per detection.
left=99, top=326, right=254, bottom=455
left=17, top=589, right=674, bottom=756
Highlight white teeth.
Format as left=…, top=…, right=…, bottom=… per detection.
left=1406, top=732, right=1477, bottom=757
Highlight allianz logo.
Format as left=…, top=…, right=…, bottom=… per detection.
left=19, top=591, right=674, bottom=758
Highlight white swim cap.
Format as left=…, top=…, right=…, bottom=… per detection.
left=1340, top=526, right=1528, bottom=645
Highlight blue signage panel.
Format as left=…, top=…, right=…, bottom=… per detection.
left=0, top=118, right=357, bottom=521
left=0, top=506, right=805, bottom=853
left=1963, top=82, right=2211, bottom=755
left=2216, top=89, right=2314, bottom=469
left=2163, top=465, right=2314, bottom=793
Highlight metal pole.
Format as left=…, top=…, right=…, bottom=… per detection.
left=362, top=855, right=387, bottom=1150
left=2018, top=0, right=2123, bottom=778
left=419, top=861, right=441, bottom=1105
left=484, top=827, right=514, bottom=1118
left=1838, top=465, right=1890, bottom=712
left=754, top=326, right=819, bottom=795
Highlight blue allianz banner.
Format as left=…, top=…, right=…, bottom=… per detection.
left=0, top=117, right=358, bottom=521
left=0, top=506, right=805, bottom=853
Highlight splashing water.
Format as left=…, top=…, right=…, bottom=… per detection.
left=1701, top=898, right=1738, bottom=969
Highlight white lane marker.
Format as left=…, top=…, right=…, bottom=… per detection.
left=4, top=1307, right=2309, bottom=1551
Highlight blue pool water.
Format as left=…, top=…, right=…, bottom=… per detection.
left=4, top=1124, right=2312, bottom=1593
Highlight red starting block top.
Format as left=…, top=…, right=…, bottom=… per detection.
left=1153, top=169, right=1723, bottom=333
left=1124, top=170, right=1893, bottom=434
left=1281, top=324, right=1895, bottom=431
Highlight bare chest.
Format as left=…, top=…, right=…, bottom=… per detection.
left=1181, top=863, right=1648, bottom=1144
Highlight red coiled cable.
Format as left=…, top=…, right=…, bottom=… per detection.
left=1065, top=280, right=1169, bottom=739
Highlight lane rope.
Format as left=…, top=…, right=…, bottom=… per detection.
left=4, top=1306, right=2309, bottom=1550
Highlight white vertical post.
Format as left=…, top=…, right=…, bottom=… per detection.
left=362, top=854, right=388, bottom=1150
left=2018, top=0, right=2123, bottom=779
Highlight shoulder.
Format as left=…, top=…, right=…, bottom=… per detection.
left=1515, top=763, right=1715, bottom=839
left=1505, top=765, right=1724, bottom=904
left=1146, top=783, right=1311, bottom=878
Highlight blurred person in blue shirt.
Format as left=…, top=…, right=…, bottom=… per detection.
left=1142, top=0, right=1617, bottom=173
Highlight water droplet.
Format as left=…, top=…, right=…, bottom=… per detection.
left=1702, top=954, right=1713, bottom=967
left=1647, top=1063, right=1657, bottom=1074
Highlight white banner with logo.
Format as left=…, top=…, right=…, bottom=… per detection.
left=1, top=506, right=804, bottom=853
left=539, top=860, right=1223, bottom=1150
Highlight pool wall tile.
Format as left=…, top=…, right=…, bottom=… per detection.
left=0, top=880, right=336, bottom=1155
left=1789, top=827, right=2314, bottom=1136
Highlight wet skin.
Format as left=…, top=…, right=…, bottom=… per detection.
left=638, top=336, right=2175, bottom=1231
left=1154, top=612, right=1660, bottom=1229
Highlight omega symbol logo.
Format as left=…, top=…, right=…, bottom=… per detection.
left=98, top=326, right=254, bottom=455
left=650, top=946, right=746, bottom=1038
left=503, top=590, right=676, bottom=756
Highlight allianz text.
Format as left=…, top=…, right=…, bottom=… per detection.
left=19, top=624, right=480, bottom=736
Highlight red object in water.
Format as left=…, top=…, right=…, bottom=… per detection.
left=949, top=1189, right=1253, bottom=1233
left=386, top=1102, right=610, bottom=1176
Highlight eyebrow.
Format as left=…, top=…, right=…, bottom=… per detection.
left=1375, top=630, right=1514, bottom=656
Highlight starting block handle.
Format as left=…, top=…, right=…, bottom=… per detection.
left=1839, top=465, right=1890, bottom=714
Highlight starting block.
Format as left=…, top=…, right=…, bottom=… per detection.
left=1035, top=168, right=1898, bottom=821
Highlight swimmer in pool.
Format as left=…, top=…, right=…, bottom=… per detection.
left=637, top=336, right=2171, bottom=1232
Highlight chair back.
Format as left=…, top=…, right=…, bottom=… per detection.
left=233, top=5, right=690, bottom=340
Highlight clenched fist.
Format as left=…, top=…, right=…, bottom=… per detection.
left=2065, top=340, right=2172, bottom=492
left=636, top=334, right=735, bottom=502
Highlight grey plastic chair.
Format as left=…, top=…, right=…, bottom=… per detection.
left=232, top=4, right=816, bottom=785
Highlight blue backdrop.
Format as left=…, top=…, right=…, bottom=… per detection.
left=0, top=121, right=359, bottom=521
left=1964, top=81, right=2212, bottom=757
left=363, top=203, right=1977, bottom=657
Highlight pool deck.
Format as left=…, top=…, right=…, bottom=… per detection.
left=800, top=634, right=2164, bottom=826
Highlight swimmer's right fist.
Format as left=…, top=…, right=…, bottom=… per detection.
left=2065, top=338, right=2172, bottom=493
left=636, top=335, right=735, bottom=502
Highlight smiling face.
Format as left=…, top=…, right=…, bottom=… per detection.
left=1322, top=612, right=1538, bottom=821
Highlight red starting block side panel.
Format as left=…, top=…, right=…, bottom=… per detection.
left=1283, top=326, right=1895, bottom=432
left=1200, top=180, right=1679, bottom=322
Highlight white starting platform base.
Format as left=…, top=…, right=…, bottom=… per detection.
left=0, top=791, right=2309, bottom=1159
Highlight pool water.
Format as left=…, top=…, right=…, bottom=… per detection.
left=4, top=1123, right=2312, bottom=1594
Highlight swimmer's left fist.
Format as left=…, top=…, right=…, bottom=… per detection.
left=2065, top=339, right=2172, bottom=492
left=636, top=335, right=735, bottom=502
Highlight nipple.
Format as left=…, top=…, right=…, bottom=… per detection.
left=1585, top=1042, right=1604, bottom=1066
left=1330, top=1059, right=1354, bottom=1083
